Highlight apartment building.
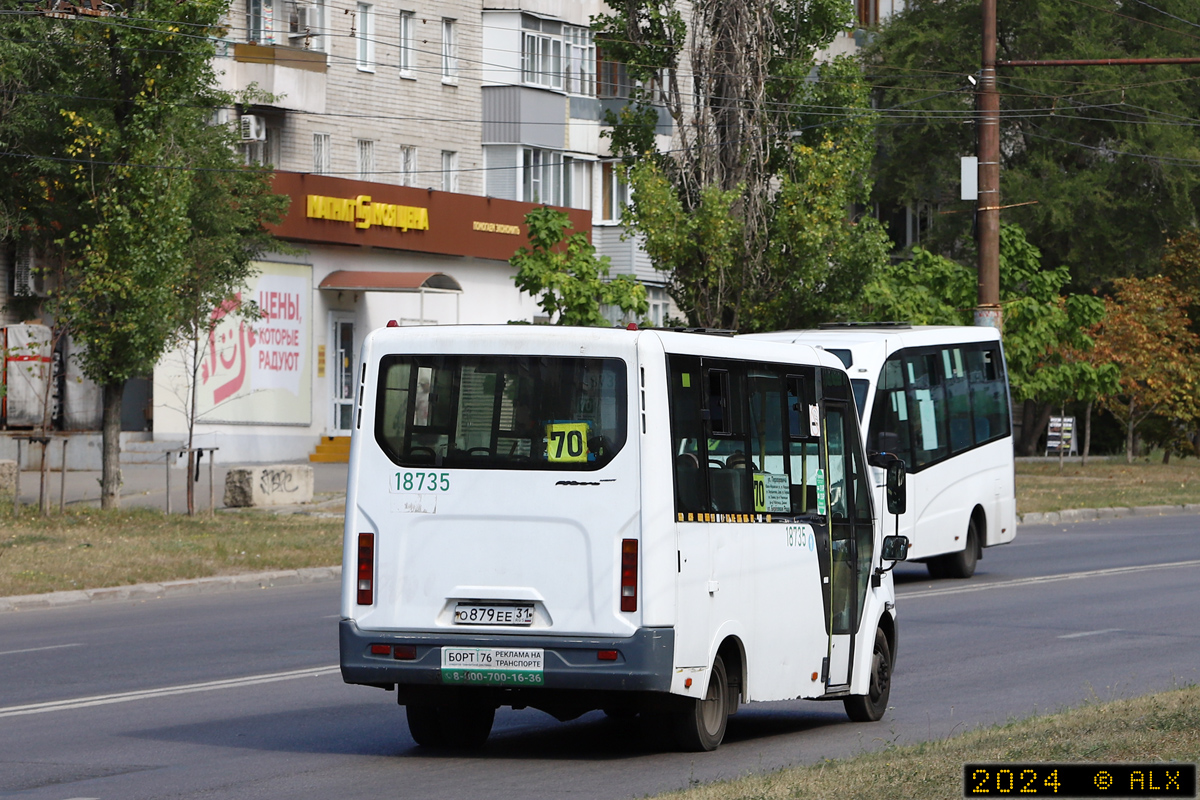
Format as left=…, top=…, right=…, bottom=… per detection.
left=150, top=0, right=694, bottom=462
left=151, top=0, right=596, bottom=461
left=4, top=0, right=905, bottom=461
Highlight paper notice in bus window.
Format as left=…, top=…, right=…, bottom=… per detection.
left=546, top=422, right=589, bottom=462
left=815, top=469, right=827, bottom=515
left=808, top=404, right=820, bottom=437
left=753, top=473, right=791, bottom=513
left=914, top=389, right=938, bottom=450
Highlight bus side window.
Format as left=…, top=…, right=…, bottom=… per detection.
left=706, top=366, right=752, bottom=514
left=786, top=374, right=820, bottom=515
left=747, top=369, right=789, bottom=514
left=668, top=357, right=707, bottom=514
left=944, top=346, right=973, bottom=454
left=966, top=345, right=1010, bottom=443
left=868, top=356, right=913, bottom=467
left=904, top=352, right=948, bottom=468
left=825, top=407, right=849, bottom=521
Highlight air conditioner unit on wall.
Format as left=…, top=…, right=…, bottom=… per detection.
left=290, top=2, right=311, bottom=40
left=11, top=246, right=48, bottom=297
left=240, top=114, right=266, bottom=142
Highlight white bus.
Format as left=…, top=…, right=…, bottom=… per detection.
left=340, top=325, right=910, bottom=751
left=745, top=324, right=1017, bottom=578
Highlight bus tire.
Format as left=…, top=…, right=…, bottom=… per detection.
left=673, top=655, right=730, bottom=752
left=945, top=518, right=980, bottom=579
left=927, top=517, right=980, bottom=579
left=843, top=628, right=892, bottom=722
left=405, top=703, right=495, bottom=749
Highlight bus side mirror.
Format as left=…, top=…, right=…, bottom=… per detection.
left=882, top=535, right=910, bottom=562
left=885, top=460, right=906, bottom=516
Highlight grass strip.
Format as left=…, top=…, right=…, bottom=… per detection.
left=652, top=685, right=1200, bottom=800
left=2, top=458, right=1200, bottom=596
left=0, top=504, right=342, bottom=597
left=1016, top=458, right=1200, bottom=514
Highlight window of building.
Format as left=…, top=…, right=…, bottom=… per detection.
left=522, top=148, right=565, bottom=205
left=522, top=16, right=562, bottom=90
left=357, top=139, right=375, bottom=180
left=598, top=54, right=667, bottom=103
left=356, top=3, right=374, bottom=72
left=399, top=11, right=415, bottom=76
left=399, top=145, right=417, bottom=186
left=313, top=132, right=331, bottom=174
left=600, top=162, right=629, bottom=222
left=442, top=19, right=457, bottom=81
left=857, top=0, right=879, bottom=27
left=568, top=157, right=591, bottom=209
left=442, top=150, right=458, bottom=192
left=244, top=125, right=280, bottom=168
left=286, top=0, right=324, bottom=50
left=597, top=54, right=630, bottom=100
left=246, top=0, right=275, bottom=44
left=564, top=26, right=594, bottom=96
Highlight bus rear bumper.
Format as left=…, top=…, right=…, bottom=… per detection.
left=339, top=619, right=675, bottom=696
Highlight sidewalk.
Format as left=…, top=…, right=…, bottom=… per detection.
left=7, top=461, right=349, bottom=513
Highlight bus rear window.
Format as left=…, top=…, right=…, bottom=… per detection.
left=374, top=355, right=627, bottom=470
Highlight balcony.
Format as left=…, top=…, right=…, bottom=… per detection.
left=215, top=44, right=327, bottom=115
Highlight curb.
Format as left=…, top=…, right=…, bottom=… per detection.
left=0, top=566, right=342, bottom=613
left=1018, top=504, right=1200, bottom=526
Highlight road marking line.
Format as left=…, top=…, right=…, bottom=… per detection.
left=899, top=559, right=1200, bottom=600
left=0, top=643, right=84, bottom=657
left=0, top=664, right=340, bottom=718
left=1058, top=628, right=1123, bottom=639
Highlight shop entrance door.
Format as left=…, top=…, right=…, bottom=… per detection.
left=330, top=314, right=357, bottom=434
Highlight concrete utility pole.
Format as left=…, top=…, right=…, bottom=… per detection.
left=975, top=0, right=1001, bottom=330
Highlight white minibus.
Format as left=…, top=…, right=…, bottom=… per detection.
left=745, top=324, right=1017, bottom=578
left=340, top=325, right=909, bottom=751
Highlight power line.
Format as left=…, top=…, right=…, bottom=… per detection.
left=1131, top=0, right=1200, bottom=30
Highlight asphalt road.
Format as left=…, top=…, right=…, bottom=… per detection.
left=1, top=515, right=1198, bottom=800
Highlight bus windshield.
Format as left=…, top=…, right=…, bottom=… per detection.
left=374, top=354, right=627, bottom=470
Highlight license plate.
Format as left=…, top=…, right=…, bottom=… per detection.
left=441, top=647, right=544, bottom=686
left=453, top=603, right=534, bottom=626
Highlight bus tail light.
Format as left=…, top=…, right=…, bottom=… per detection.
left=357, top=533, right=375, bottom=605
left=620, top=538, right=638, bottom=612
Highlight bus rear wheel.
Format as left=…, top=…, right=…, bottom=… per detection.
left=927, top=518, right=980, bottom=579
left=673, top=655, right=730, bottom=752
left=844, top=628, right=892, bottom=722
left=405, top=703, right=495, bottom=749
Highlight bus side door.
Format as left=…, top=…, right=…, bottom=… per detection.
left=821, top=369, right=875, bottom=690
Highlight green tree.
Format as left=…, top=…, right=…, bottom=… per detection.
left=595, top=2, right=890, bottom=330
left=857, top=246, right=975, bottom=324
left=511, top=207, right=648, bottom=327
left=0, top=1, right=287, bottom=508
left=866, top=0, right=1200, bottom=289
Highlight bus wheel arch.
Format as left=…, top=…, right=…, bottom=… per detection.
left=716, top=636, right=746, bottom=711
left=875, top=610, right=897, bottom=669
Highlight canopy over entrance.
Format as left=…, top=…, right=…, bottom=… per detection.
left=318, top=271, right=462, bottom=293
